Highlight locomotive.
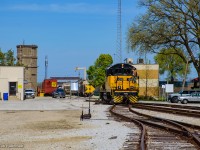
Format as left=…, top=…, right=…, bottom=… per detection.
left=100, top=63, right=139, bottom=104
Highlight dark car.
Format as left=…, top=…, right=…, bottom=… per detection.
left=52, top=88, right=66, bottom=98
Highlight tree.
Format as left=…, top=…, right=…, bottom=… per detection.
left=0, top=49, right=6, bottom=65
left=5, top=49, right=16, bottom=66
left=154, top=48, right=190, bottom=83
left=0, top=49, right=19, bottom=66
left=87, top=54, right=113, bottom=87
left=128, top=0, right=200, bottom=84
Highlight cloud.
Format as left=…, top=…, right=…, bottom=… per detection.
left=1, top=3, right=116, bottom=14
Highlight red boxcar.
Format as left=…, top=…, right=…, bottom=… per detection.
left=42, top=79, right=57, bottom=96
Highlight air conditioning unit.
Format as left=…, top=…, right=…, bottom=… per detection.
left=138, top=58, right=144, bottom=64
left=124, top=58, right=133, bottom=64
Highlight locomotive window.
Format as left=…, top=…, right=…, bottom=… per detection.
left=124, top=69, right=131, bottom=75
left=127, top=78, right=132, bottom=81
left=114, top=69, right=117, bottom=74
left=115, top=69, right=121, bottom=74
left=127, top=77, right=137, bottom=83
left=117, top=78, right=123, bottom=81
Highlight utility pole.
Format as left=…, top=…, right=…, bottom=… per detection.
left=145, top=53, right=148, bottom=98
left=182, top=58, right=189, bottom=91
left=198, top=54, right=200, bottom=89
left=45, top=55, right=48, bottom=79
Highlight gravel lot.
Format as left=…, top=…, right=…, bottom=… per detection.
left=1, top=97, right=199, bottom=150
left=0, top=97, right=132, bottom=150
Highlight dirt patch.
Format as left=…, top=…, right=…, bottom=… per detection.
left=0, top=110, right=93, bottom=149
left=27, top=119, right=75, bottom=130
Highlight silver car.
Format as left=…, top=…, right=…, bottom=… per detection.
left=178, top=92, right=200, bottom=104
left=24, top=89, right=35, bottom=99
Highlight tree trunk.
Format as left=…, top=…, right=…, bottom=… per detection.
left=170, top=76, right=174, bottom=84
left=198, top=72, right=200, bottom=89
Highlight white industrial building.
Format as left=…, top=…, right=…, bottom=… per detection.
left=0, top=66, right=24, bottom=100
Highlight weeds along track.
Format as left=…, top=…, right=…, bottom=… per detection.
left=110, top=105, right=200, bottom=150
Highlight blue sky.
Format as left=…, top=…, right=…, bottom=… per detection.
left=0, top=0, right=197, bottom=82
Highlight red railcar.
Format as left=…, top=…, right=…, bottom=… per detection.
left=42, top=79, right=57, bottom=96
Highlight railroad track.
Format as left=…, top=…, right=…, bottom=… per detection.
left=133, top=102, right=200, bottom=118
left=110, top=105, right=200, bottom=150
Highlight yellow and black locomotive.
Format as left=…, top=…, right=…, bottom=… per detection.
left=100, top=63, right=139, bottom=104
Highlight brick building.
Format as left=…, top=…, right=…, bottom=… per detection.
left=17, top=45, right=38, bottom=91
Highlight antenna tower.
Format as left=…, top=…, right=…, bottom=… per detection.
left=116, top=0, right=122, bottom=63
left=45, top=55, right=48, bottom=79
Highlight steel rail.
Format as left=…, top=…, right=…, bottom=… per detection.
left=132, top=103, right=200, bottom=118
left=110, top=105, right=146, bottom=150
left=136, top=102, right=200, bottom=110
left=129, top=107, right=200, bottom=148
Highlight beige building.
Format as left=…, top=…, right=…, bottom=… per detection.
left=125, top=58, right=159, bottom=97
left=17, top=45, right=38, bottom=91
left=0, top=66, right=24, bottom=100
left=134, top=64, right=159, bottom=97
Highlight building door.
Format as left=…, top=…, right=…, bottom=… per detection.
left=9, top=82, right=17, bottom=96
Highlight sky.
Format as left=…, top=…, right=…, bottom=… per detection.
left=0, top=0, right=197, bottom=82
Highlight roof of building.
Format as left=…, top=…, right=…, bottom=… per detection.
left=16, top=45, right=38, bottom=48
left=50, top=77, right=80, bottom=80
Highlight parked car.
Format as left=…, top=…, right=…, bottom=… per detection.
left=52, top=88, right=66, bottom=98
left=168, top=89, right=200, bottom=103
left=24, top=89, right=35, bottom=99
left=178, top=92, right=200, bottom=104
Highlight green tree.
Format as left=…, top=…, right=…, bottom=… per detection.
left=0, top=49, right=6, bottom=65
left=5, top=49, right=16, bottom=66
left=154, top=48, right=190, bottom=83
left=128, top=0, right=200, bottom=83
left=87, top=54, right=113, bottom=87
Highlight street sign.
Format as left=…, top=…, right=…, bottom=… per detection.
left=165, top=84, right=174, bottom=93
left=85, top=85, right=95, bottom=93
